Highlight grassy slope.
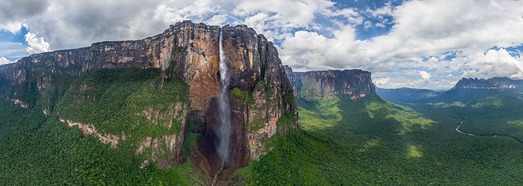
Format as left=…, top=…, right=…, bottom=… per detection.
left=244, top=95, right=523, bottom=185
left=0, top=68, right=199, bottom=185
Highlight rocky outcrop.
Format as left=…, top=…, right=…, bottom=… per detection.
left=451, top=77, right=523, bottom=90
left=0, top=21, right=298, bottom=170
left=136, top=102, right=187, bottom=129
left=59, top=118, right=124, bottom=148
left=10, top=98, right=28, bottom=109
left=221, top=25, right=298, bottom=165
left=135, top=134, right=185, bottom=169
left=286, top=67, right=376, bottom=100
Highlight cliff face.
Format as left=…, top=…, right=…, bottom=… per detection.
left=221, top=25, right=298, bottom=166
left=451, top=77, right=523, bottom=90
left=0, top=21, right=298, bottom=170
left=285, top=67, right=376, bottom=100
left=0, top=21, right=220, bottom=112
left=284, top=65, right=301, bottom=97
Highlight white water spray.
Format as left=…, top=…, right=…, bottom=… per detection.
left=216, top=28, right=232, bottom=163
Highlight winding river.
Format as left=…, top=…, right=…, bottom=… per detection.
left=454, top=119, right=523, bottom=145
left=420, top=106, right=523, bottom=145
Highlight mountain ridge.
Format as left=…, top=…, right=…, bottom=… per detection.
left=451, top=77, right=523, bottom=90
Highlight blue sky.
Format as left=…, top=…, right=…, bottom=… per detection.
left=333, top=0, right=400, bottom=40
left=1, top=0, right=523, bottom=89
left=0, top=26, right=29, bottom=61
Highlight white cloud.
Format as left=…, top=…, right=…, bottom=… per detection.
left=233, top=0, right=332, bottom=27
left=25, top=32, right=50, bottom=54
left=461, top=48, right=523, bottom=79
left=281, top=25, right=367, bottom=70
left=0, top=0, right=49, bottom=33
left=243, top=12, right=272, bottom=36
left=1, top=0, right=522, bottom=89
left=373, top=70, right=456, bottom=89
left=11, top=0, right=342, bottom=49
left=155, top=0, right=221, bottom=24
left=0, top=0, right=352, bottom=50
left=363, top=21, right=372, bottom=29
left=0, top=22, right=22, bottom=34
left=280, top=0, right=523, bottom=89
left=373, top=77, right=391, bottom=86
left=375, top=22, right=386, bottom=28
left=207, top=14, right=228, bottom=26
left=419, top=71, right=431, bottom=82
left=231, top=0, right=340, bottom=40
left=0, top=57, right=12, bottom=65
left=366, top=2, right=393, bottom=17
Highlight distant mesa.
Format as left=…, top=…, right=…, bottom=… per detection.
left=284, top=65, right=376, bottom=100
left=451, top=77, right=523, bottom=90
left=375, top=87, right=439, bottom=103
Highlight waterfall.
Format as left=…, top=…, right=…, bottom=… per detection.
left=216, top=28, right=232, bottom=163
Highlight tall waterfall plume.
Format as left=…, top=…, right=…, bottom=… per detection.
left=216, top=28, right=232, bottom=163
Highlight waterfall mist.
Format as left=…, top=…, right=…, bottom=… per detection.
left=216, top=29, right=232, bottom=163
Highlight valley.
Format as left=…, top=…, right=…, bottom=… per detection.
left=241, top=71, right=523, bottom=185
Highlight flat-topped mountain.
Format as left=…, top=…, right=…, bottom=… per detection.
left=284, top=65, right=376, bottom=100
left=0, top=20, right=298, bottom=182
left=451, top=77, right=523, bottom=90
left=376, top=87, right=439, bottom=103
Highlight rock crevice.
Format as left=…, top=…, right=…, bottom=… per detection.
left=59, top=118, right=123, bottom=148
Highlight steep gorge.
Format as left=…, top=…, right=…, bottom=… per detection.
left=0, top=21, right=298, bottom=180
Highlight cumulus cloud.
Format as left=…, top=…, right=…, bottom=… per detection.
left=230, top=0, right=354, bottom=41
left=0, top=0, right=341, bottom=50
left=280, top=0, right=523, bottom=89
left=419, top=71, right=431, bottom=82
left=373, top=77, right=391, bottom=86
left=155, top=0, right=222, bottom=25
left=25, top=32, right=50, bottom=54
left=461, top=48, right=523, bottom=79
left=0, top=57, right=12, bottom=65
left=355, top=0, right=523, bottom=66
left=0, top=22, right=22, bottom=34
left=233, top=0, right=333, bottom=28
left=0, top=0, right=49, bottom=33
left=7, top=0, right=343, bottom=49
left=1, top=0, right=523, bottom=89
left=281, top=25, right=367, bottom=70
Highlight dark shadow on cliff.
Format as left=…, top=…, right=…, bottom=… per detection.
left=188, top=96, right=247, bottom=185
